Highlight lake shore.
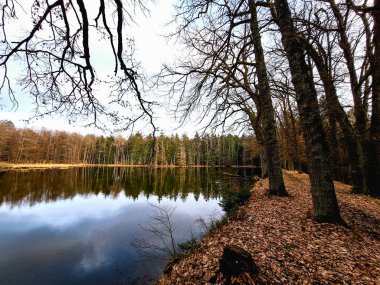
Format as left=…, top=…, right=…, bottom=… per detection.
left=0, top=163, right=259, bottom=171
left=0, top=163, right=162, bottom=171
left=157, top=170, right=380, bottom=284
left=0, top=163, right=89, bottom=171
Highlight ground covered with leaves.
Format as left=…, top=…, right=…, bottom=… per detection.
left=157, top=170, right=380, bottom=284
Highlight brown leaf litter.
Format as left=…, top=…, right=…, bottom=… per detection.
left=157, top=170, right=380, bottom=284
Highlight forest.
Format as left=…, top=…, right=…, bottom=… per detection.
left=0, top=120, right=258, bottom=167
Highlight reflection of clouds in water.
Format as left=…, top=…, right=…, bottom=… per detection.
left=0, top=167, right=232, bottom=285
left=77, top=241, right=110, bottom=273
left=0, top=212, right=42, bottom=234
left=0, top=193, right=134, bottom=228
left=0, top=192, right=223, bottom=284
left=1, top=192, right=219, bottom=230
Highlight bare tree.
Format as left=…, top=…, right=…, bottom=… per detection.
left=161, top=0, right=287, bottom=195
left=0, top=0, right=156, bottom=134
left=327, top=0, right=370, bottom=148
left=247, top=0, right=287, bottom=195
left=268, top=0, right=342, bottom=223
left=290, top=0, right=378, bottom=196
left=287, top=2, right=369, bottom=193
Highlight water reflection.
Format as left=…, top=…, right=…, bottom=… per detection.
left=0, top=167, right=229, bottom=206
left=0, top=167, right=254, bottom=285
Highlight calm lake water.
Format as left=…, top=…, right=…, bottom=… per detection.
left=0, top=167, right=255, bottom=285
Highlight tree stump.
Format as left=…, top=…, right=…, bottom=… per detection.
left=220, top=245, right=259, bottom=277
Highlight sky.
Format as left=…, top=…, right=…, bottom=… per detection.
left=0, top=0, right=208, bottom=137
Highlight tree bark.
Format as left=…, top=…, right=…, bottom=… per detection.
left=369, top=0, right=380, bottom=196
left=242, top=106, right=268, bottom=178
left=248, top=0, right=287, bottom=196
left=273, top=0, right=342, bottom=223
left=260, top=146, right=269, bottom=178
left=299, top=37, right=368, bottom=194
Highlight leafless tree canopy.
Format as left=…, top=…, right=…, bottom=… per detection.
left=0, top=0, right=155, bottom=132
left=158, top=0, right=378, bottom=220
left=159, top=0, right=262, bottom=133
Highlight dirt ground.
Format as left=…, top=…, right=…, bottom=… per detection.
left=157, top=170, right=380, bottom=284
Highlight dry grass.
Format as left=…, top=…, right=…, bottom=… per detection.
left=0, top=162, right=88, bottom=170
left=0, top=163, right=182, bottom=171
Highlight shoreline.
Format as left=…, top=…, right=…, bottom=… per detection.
left=0, top=162, right=260, bottom=171
left=157, top=170, right=380, bottom=284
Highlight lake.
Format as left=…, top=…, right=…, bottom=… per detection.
left=0, top=167, right=255, bottom=285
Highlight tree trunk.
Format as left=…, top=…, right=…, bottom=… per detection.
left=273, top=0, right=342, bottom=223
left=328, top=0, right=369, bottom=186
left=326, top=116, right=341, bottom=180
left=300, top=37, right=368, bottom=194
left=248, top=0, right=287, bottom=196
left=242, top=107, right=268, bottom=178
left=260, top=146, right=269, bottom=178
left=369, top=0, right=380, bottom=196
left=286, top=94, right=302, bottom=173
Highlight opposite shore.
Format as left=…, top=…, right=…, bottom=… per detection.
left=0, top=162, right=258, bottom=171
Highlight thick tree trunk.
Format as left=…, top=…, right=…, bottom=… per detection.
left=300, top=38, right=368, bottom=194
left=248, top=0, right=287, bottom=196
left=273, top=0, right=342, bottom=223
left=245, top=109, right=268, bottom=178
left=369, top=0, right=380, bottom=196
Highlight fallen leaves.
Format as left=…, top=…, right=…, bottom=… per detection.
left=157, top=170, right=380, bottom=284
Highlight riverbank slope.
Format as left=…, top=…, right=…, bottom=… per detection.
left=158, top=170, right=380, bottom=284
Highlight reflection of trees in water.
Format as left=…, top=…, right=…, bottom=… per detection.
left=0, top=167, right=236, bottom=206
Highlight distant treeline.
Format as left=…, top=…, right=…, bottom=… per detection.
left=0, top=121, right=258, bottom=166
left=0, top=167, right=234, bottom=206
